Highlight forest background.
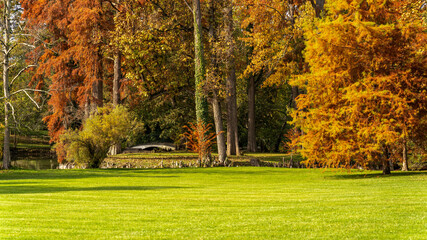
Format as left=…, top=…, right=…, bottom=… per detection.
left=0, top=0, right=425, bottom=174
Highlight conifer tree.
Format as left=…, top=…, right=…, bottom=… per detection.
left=291, top=0, right=427, bottom=174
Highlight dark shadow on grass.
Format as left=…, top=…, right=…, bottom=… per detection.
left=150, top=168, right=274, bottom=176
left=0, top=185, right=187, bottom=195
left=0, top=169, right=180, bottom=181
left=328, top=171, right=427, bottom=180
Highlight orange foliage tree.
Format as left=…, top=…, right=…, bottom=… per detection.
left=22, top=0, right=117, bottom=142
left=183, top=122, right=218, bottom=165
left=291, top=0, right=427, bottom=174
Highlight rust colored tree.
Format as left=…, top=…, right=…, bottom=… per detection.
left=183, top=122, right=218, bottom=166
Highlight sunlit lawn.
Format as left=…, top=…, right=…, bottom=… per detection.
left=0, top=168, right=426, bottom=239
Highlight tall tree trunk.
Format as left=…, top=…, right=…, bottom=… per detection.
left=91, top=53, right=104, bottom=113
left=193, top=0, right=210, bottom=162
left=92, top=79, right=103, bottom=110
left=109, top=52, right=122, bottom=155
left=212, top=92, right=226, bottom=163
left=208, top=0, right=226, bottom=163
left=402, top=141, right=408, bottom=171
left=113, top=52, right=122, bottom=106
left=193, top=0, right=209, bottom=124
left=225, top=1, right=240, bottom=156
left=247, top=74, right=256, bottom=152
left=2, top=0, right=11, bottom=170
left=382, top=145, right=391, bottom=175
left=383, top=160, right=391, bottom=175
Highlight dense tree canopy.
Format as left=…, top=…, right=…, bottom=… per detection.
left=0, top=0, right=423, bottom=172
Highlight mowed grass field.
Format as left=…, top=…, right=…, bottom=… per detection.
left=0, top=168, right=426, bottom=239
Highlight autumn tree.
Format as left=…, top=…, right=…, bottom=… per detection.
left=291, top=0, right=427, bottom=174
left=222, top=0, right=240, bottom=156
left=189, top=0, right=211, bottom=161
left=112, top=0, right=198, bottom=146
left=22, top=0, right=119, bottom=148
left=0, top=0, right=46, bottom=169
left=206, top=0, right=226, bottom=163
left=56, top=106, right=136, bottom=167
left=236, top=0, right=320, bottom=152
left=191, top=0, right=209, bottom=124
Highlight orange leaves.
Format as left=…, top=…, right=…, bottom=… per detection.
left=22, top=0, right=120, bottom=142
left=182, top=122, right=217, bottom=161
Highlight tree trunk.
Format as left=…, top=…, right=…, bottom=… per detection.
left=247, top=74, right=256, bottom=152
left=93, top=80, right=103, bottom=107
left=91, top=53, right=104, bottom=113
left=91, top=79, right=103, bottom=111
left=208, top=1, right=226, bottom=163
left=193, top=0, right=210, bottom=162
left=225, top=1, right=240, bottom=156
left=382, top=146, right=391, bottom=174
left=402, top=141, right=408, bottom=171
left=382, top=160, right=391, bottom=175
left=109, top=52, right=122, bottom=155
left=113, top=52, right=122, bottom=106
left=193, top=0, right=209, bottom=125
left=212, top=92, right=226, bottom=163
left=3, top=109, right=10, bottom=170
left=2, top=0, right=11, bottom=170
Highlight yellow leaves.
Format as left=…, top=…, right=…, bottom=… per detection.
left=238, top=0, right=307, bottom=83
left=56, top=106, right=139, bottom=165
left=291, top=0, right=427, bottom=169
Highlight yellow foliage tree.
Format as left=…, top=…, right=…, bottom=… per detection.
left=56, top=106, right=138, bottom=168
left=291, top=0, right=427, bottom=174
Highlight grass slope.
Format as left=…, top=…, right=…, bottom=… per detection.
left=0, top=168, right=426, bottom=239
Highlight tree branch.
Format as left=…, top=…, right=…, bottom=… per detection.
left=8, top=88, right=50, bottom=98
left=6, top=102, right=18, bottom=125
left=183, top=0, right=193, bottom=13
left=10, top=65, right=37, bottom=87
left=22, top=90, right=41, bottom=109
left=19, top=42, right=36, bottom=49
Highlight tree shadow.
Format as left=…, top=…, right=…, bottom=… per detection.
left=328, top=171, right=427, bottom=180
left=0, top=185, right=187, bottom=195
left=0, top=169, right=180, bottom=181
left=160, top=167, right=284, bottom=175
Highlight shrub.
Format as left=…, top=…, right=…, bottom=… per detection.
left=55, top=106, right=138, bottom=168
left=182, top=122, right=217, bottom=165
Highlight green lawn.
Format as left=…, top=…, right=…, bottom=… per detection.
left=0, top=168, right=426, bottom=239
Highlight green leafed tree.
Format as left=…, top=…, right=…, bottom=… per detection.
left=56, top=105, right=138, bottom=168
